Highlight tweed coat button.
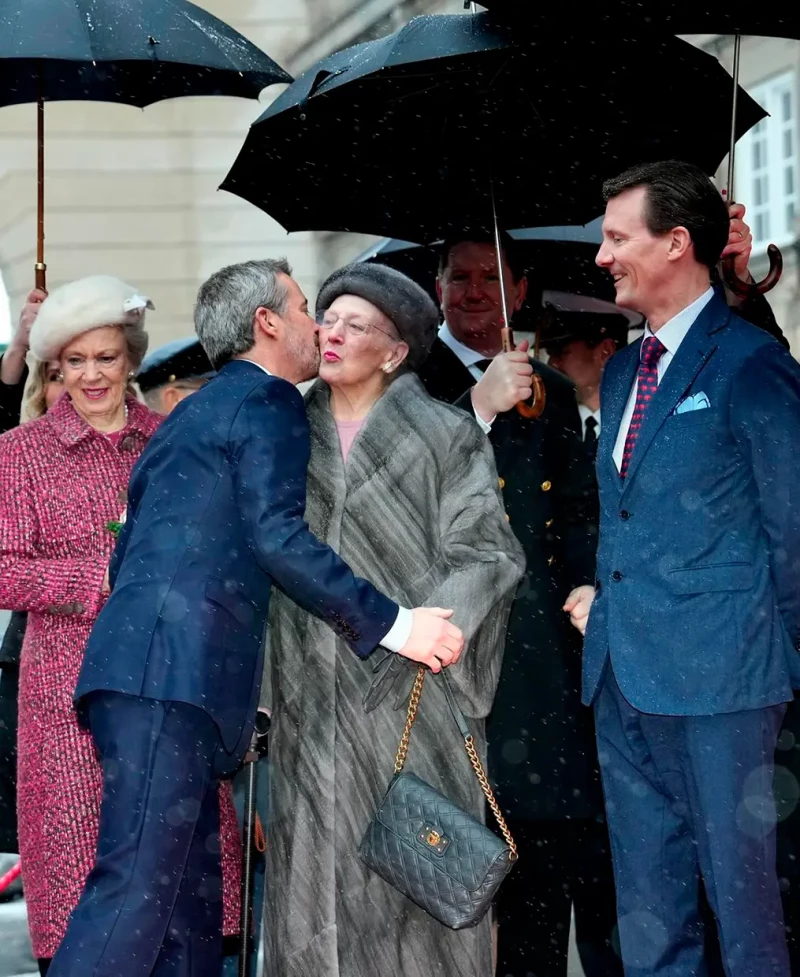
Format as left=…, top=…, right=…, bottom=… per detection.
left=71, top=602, right=85, bottom=615
left=120, top=436, right=135, bottom=451
left=541, top=480, right=552, bottom=492
left=46, top=604, right=59, bottom=615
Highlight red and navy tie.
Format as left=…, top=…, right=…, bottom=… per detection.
left=620, top=335, right=666, bottom=478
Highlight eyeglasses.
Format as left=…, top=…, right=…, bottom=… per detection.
left=316, top=310, right=399, bottom=342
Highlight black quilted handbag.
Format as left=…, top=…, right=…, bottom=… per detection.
left=359, top=666, right=517, bottom=929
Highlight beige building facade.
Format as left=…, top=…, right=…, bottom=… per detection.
left=0, top=8, right=797, bottom=354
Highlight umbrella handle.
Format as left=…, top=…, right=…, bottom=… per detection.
left=501, top=327, right=546, bottom=419
left=722, top=35, right=782, bottom=298
left=720, top=246, right=783, bottom=298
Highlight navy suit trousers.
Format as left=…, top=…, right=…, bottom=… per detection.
left=595, top=669, right=789, bottom=977
left=49, top=693, right=233, bottom=977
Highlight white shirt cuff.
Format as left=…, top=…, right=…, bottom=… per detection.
left=474, top=412, right=495, bottom=434
left=381, top=607, right=413, bottom=653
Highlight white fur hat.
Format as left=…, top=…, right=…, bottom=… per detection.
left=30, top=275, right=155, bottom=361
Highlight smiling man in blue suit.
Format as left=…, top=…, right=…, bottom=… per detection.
left=49, top=259, right=465, bottom=977
left=565, top=161, right=800, bottom=977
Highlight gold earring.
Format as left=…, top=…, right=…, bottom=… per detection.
left=128, top=371, right=135, bottom=379
left=382, top=362, right=393, bottom=374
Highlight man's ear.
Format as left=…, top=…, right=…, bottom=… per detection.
left=597, top=338, right=617, bottom=364
left=666, top=226, right=693, bottom=263
left=254, top=305, right=280, bottom=340
left=514, top=273, right=528, bottom=312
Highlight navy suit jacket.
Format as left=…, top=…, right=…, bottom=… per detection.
left=77, top=360, right=398, bottom=752
left=583, top=292, right=800, bottom=715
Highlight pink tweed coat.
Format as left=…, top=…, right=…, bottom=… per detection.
left=0, top=394, right=241, bottom=958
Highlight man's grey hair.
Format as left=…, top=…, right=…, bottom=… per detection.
left=194, top=258, right=292, bottom=369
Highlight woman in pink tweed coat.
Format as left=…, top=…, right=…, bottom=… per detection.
left=0, top=276, right=240, bottom=975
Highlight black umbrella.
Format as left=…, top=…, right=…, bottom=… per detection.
left=0, top=0, right=291, bottom=288
left=221, top=12, right=764, bottom=243
left=474, top=2, right=800, bottom=295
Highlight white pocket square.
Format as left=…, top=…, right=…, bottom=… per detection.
left=674, top=392, right=710, bottom=414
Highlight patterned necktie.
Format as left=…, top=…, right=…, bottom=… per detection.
left=475, top=359, right=492, bottom=373
left=620, top=336, right=666, bottom=478
left=584, top=416, right=598, bottom=461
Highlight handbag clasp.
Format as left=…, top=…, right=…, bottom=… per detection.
left=417, top=823, right=450, bottom=855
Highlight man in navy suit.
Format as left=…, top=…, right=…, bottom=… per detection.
left=49, top=258, right=464, bottom=977
left=565, top=161, right=800, bottom=977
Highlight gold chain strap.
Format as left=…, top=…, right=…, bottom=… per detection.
left=392, top=666, right=518, bottom=861
left=394, top=666, right=425, bottom=774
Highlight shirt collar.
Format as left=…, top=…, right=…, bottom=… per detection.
left=236, top=357, right=272, bottom=375
left=578, top=403, right=600, bottom=423
left=643, top=287, right=714, bottom=357
left=438, top=322, right=489, bottom=368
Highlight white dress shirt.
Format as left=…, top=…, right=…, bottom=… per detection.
left=438, top=323, right=495, bottom=433
left=578, top=403, right=601, bottom=440
left=612, top=288, right=714, bottom=472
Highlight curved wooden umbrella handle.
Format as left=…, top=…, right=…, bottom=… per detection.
left=516, top=372, right=546, bottom=419
left=721, top=244, right=783, bottom=299
left=501, top=327, right=546, bottom=419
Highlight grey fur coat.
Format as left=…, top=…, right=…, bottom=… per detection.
left=261, top=373, right=525, bottom=977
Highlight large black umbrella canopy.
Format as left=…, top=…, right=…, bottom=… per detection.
left=0, top=0, right=292, bottom=288
left=0, top=0, right=290, bottom=105
left=221, top=12, right=765, bottom=241
left=475, top=2, right=800, bottom=38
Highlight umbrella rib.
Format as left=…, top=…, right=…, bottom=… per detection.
left=74, top=0, right=102, bottom=62
left=165, top=0, right=252, bottom=75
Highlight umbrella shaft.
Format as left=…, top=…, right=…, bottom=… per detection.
left=490, top=187, right=512, bottom=333
left=238, top=754, right=259, bottom=977
left=726, top=33, right=742, bottom=203
left=36, top=92, right=46, bottom=290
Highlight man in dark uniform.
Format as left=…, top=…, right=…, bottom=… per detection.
left=136, top=336, right=215, bottom=414
left=417, top=233, right=614, bottom=977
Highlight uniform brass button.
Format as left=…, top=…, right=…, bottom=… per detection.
left=545, top=519, right=553, bottom=528
left=505, top=514, right=510, bottom=522
left=547, top=556, right=555, bottom=566
left=541, top=480, right=552, bottom=492
left=498, top=477, right=505, bottom=489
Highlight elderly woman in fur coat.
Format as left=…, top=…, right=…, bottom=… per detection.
left=0, top=276, right=241, bottom=975
left=262, top=263, right=526, bottom=977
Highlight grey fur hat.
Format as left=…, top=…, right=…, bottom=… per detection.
left=316, top=263, right=439, bottom=371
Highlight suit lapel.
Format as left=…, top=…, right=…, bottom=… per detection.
left=621, top=296, right=728, bottom=490
left=418, top=338, right=476, bottom=404
left=601, top=344, right=639, bottom=489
